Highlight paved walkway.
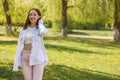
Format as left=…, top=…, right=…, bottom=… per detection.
left=68, top=34, right=113, bottom=40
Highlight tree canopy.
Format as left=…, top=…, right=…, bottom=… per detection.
left=0, top=0, right=115, bottom=31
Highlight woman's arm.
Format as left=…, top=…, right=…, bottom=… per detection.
left=38, top=19, right=48, bottom=35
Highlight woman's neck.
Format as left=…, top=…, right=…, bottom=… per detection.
left=30, top=23, right=36, bottom=28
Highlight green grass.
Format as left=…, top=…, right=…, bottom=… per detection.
left=68, top=30, right=113, bottom=36
left=0, top=35, right=120, bottom=80
left=0, top=26, right=120, bottom=80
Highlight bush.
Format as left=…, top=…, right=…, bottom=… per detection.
left=44, top=20, right=52, bottom=28
left=67, top=21, right=106, bottom=31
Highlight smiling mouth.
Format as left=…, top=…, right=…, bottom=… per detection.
left=30, top=19, right=36, bottom=22
left=30, top=18, right=34, bottom=20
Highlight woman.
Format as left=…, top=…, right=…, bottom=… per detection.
left=13, top=8, right=48, bottom=80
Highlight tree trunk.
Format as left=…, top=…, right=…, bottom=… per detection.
left=3, top=0, right=12, bottom=34
left=62, top=0, right=68, bottom=36
left=114, top=0, right=120, bottom=41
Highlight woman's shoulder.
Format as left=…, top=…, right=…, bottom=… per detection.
left=19, top=28, right=23, bottom=32
left=19, top=27, right=26, bottom=33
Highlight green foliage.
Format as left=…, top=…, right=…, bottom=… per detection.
left=0, top=0, right=6, bottom=24
left=67, top=0, right=114, bottom=30
left=44, top=0, right=62, bottom=31
left=68, top=21, right=106, bottom=31
left=0, top=0, right=115, bottom=31
left=44, top=20, right=52, bottom=28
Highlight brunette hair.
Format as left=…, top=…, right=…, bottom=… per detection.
left=23, top=8, right=41, bottom=29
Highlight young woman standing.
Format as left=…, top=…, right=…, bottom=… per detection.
left=13, top=8, right=48, bottom=80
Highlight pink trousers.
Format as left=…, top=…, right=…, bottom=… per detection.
left=21, top=50, right=45, bottom=80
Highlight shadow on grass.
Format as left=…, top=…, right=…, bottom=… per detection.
left=0, top=36, right=119, bottom=55
left=0, top=64, right=119, bottom=80
left=0, top=32, right=19, bottom=38
left=0, top=40, right=17, bottom=45
left=44, top=64, right=120, bottom=80
left=0, top=65, right=24, bottom=80
left=0, top=35, right=120, bottom=55
left=45, top=43, right=98, bottom=54
left=0, top=40, right=117, bottom=55
left=44, top=36, right=120, bottom=50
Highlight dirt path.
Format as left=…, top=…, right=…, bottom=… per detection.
left=68, top=34, right=113, bottom=40
left=0, top=36, right=17, bottom=41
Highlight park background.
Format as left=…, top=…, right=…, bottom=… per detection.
left=0, top=0, right=120, bottom=80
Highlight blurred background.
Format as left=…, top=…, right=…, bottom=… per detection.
left=0, top=0, right=114, bottom=33
left=0, top=0, right=120, bottom=80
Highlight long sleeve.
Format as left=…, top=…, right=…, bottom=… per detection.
left=13, top=30, right=23, bottom=71
left=38, top=19, right=48, bottom=35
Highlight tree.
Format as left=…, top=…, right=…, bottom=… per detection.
left=114, top=0, right=120, bottom=41
left=62, top=0, right=68, bottom=36
left=3, top=0, right=12, bottom=34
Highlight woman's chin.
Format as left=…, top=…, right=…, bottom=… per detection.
left=30, top=21, right=36, bottom=24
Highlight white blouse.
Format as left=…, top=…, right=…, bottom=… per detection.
left=13, top=19, right=48, bottom=71
left=24, top=27, right=34, bottom=44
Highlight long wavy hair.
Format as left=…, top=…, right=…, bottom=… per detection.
left=23, top=8, right=41, bottom=30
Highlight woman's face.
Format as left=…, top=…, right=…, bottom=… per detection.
left=29, top=10, right=40, bottom=25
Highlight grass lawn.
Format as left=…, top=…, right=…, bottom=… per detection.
left=0, top=26, right=120, bottom=80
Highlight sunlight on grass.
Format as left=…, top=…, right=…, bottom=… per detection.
left=0, top=27, right=120, bottom=80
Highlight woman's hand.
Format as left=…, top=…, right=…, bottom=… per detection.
left=38, top=19, right=48, bottom=35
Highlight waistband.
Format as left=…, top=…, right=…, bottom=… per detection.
left=22, top=50, right=31, bottom=53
